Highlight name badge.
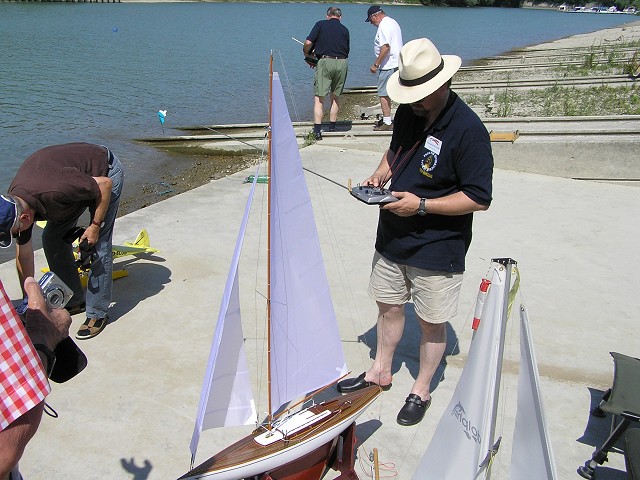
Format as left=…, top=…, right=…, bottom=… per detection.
left=425, top=135, right=442, bottom=155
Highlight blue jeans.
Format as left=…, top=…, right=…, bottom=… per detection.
left=42, top=153, right=124, bottom=319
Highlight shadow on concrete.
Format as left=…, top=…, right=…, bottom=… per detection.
left=354, top=418, right=383, bottom=446
left=120, top=457, right=152, bottom=480
left=575, top=387, right=629, bottom=480
left=585, top=466, right=628, bottom=480
left=109, top=261, right=171, bottom=323
left=355, top=303, right=461, bottom=394
left=577, top=388, right=618, bottom=449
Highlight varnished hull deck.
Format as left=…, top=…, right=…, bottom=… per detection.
left=179, top=386, right=381, bottom=479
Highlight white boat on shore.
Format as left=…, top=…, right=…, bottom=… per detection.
left=558, top=4, right=636, bottom=14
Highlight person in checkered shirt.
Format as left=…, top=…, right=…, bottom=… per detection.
left=0, top=277, right=71, bottom=480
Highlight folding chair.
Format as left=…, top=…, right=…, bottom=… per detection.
left=625, top=427, right=640, bottom=480
left=578, top=352, right=640, bottom=479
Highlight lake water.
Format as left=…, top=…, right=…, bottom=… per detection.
left=0, top=3, right=634, bottom=192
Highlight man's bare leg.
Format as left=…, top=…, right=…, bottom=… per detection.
left=329, top=93, right=340, bottom=123
left=411, top=319, right=447, bottom=401
left=313, top=95, right=324, bottom=124
left=380, top=95, right=392, bottom=119
left=364, top=302, right=404, bottom=386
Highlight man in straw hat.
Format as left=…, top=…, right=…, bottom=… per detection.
left=337, top=39, right=493, bottom=427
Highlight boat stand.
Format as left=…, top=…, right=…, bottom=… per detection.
left=256, top=422, right=359, bottom=480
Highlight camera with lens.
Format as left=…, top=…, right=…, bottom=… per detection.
left=39, top=272, right=74, bottom=310
left=15, top=272, right=74, bottom=315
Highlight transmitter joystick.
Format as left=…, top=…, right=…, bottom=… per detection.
left=350, top=184, right=399, bottom=205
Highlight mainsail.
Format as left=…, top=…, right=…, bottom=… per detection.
left=413, top=259, right=557, bottom=479
left=269, top=71, right=348, bottom=413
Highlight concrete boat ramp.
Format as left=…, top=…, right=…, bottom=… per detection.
left=3, top=123, right=640, bottom=479
left=141, top=114, right=640, bottom=182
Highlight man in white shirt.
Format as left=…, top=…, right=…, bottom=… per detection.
left=366, top=6, right=403, bottom=131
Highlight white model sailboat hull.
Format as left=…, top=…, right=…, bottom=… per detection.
left=180, top=386, right=381, bottom=480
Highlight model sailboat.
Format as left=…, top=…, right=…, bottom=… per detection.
left=179, top=57, right=381, bottom=480
left=413, top=258, right=557, bottom=479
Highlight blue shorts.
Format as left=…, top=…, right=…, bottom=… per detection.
left=377, top=68, right=397, bottom=97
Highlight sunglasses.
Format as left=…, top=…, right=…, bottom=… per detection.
left=0, top=196, right=18, bottom=249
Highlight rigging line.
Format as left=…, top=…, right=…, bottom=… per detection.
left=490, top=266, right=521, bottom=478
left=251, top=138, right=269, bottom=426
left=299, top=156, right=377, bottom=372
left=573, top=177, right=640, bottom=182
left=197, top=124, right=266, bottom=151
left=304, top=164, right=377, bottom=376
left=275, top=50, right=304, bottom=129
left=156, top=106, right=266, bottom=151
left=303, top=166, right=349, bottom=190
left=447, top=261, right=496, bottom=363
left=397, top=389, right=431, bottom=476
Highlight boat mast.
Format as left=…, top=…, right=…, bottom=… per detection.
left=266, top=53, right=274, bottom=427
left=485, top=257, right=517, bottom=479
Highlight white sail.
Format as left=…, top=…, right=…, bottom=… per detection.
left=510, top=306, right=558, bottom=480
left=189, top=173, right=259, bottom=462
left=269, top=72, right=348, bottom=413
left=413, top=263, right=506, bottom=479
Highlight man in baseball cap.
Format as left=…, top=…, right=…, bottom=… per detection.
left=365, top=5, right=403, bottom=132
left=0, top=195, right=19, bottom=249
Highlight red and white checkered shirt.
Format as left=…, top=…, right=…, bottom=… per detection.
left=0, top=280, right=50, bottom=431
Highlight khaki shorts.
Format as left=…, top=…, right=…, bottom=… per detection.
left=314, top=58, right=348, bottom=97
left=368, top=251, right=463, bottom=324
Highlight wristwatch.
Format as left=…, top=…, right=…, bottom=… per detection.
left=91, top=219, right=104, bottom=228
left=34, top=343, right=56, bottom=377
left=417, top=198, right=428, bottom=216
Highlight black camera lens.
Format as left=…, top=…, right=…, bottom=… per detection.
left=45, top=288, right=66, bottom=309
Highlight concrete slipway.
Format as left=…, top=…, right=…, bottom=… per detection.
left=2, top=135, right=639, bottom=480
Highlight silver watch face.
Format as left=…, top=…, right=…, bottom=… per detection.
left=418, top=198, right=427, bottom=216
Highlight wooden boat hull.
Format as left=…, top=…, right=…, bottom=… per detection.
left=179, top=386, right=381, bottom=479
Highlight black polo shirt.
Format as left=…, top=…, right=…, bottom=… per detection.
left=375, top=92, right=494, bottom=272
left=306, top=18, right=350, bottom=58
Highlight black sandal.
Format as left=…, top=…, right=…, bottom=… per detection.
left=397, top=393, right=431, bottom=426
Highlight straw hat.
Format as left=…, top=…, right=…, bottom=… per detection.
left=387, top=38, right=462, bottom=104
